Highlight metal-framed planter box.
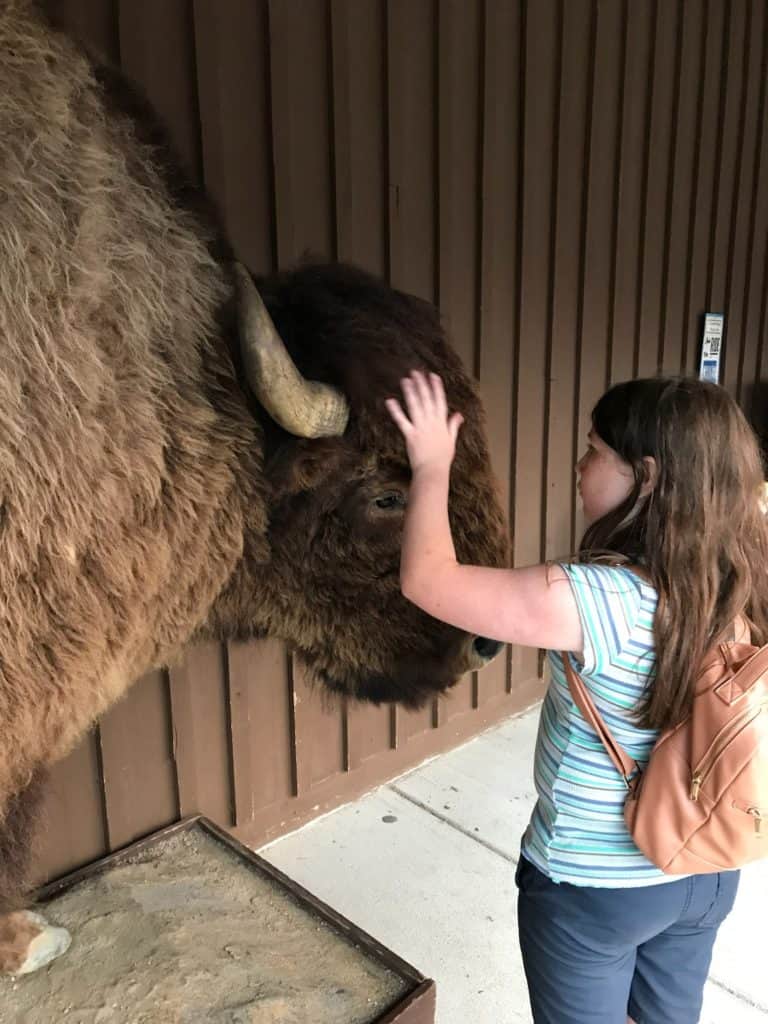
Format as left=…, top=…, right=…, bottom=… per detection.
left=11, top=816, right=435, bottom=1023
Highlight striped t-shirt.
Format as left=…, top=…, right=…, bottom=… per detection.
left=522, top=562, right=685, bottom=887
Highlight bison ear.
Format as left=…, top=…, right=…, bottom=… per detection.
left=266, top=439, right=352, bottom=499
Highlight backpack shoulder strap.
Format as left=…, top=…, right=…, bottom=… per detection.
left=560, top=652, right=640, bottom=787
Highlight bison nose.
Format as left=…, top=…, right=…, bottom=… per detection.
left=473, top=636, right=503, bottom=661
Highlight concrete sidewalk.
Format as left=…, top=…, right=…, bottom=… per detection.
left=261, top=706, right=768, bottom=1024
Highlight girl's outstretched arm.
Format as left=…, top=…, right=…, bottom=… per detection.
left=385, top=371, right=583, bottom=653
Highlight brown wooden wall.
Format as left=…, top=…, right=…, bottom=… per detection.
left=33, top=0, right=768, bottom=884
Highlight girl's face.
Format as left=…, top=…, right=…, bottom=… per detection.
left=576, top=429, right=636, bottom=524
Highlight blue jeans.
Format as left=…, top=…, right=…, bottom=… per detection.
left=516, top=854, right=739, bottom=1023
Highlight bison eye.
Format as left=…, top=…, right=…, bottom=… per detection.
left=373, top=491, right=406, bottom=511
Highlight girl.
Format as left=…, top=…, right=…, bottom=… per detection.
left=385, top=371, right=768, bottom=1024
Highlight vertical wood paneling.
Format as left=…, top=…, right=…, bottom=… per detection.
left=682, top=0, right=726, bottom=376
left=388, top=0, right=439, bottom=742
left=741, top=27, right=768, bottom=412
left=227, top=639, right=295, bottom=824
left=269, top=0, right=335, bottom=264
left=610, top=0, right=652, bottom=386
left=267, top=0, right=348, bottom=788
left=347, top=701, right=394, bottom=772
left=437, top=0, right=482, bottom=370
left=387, top=0, right=438, bottom=302
left=32, top=734, right=107, bottom=884
left=722, top=0, right=763, bottom=398
left=545, top=0, right=592, bottom=567
left=330, top=0, right=387, bottom=275
left=511, top=0, right=558, bottom=689
left=635, top=0, right=679, bottom=377
left=97, top=671, right=179, bottom=850
left=708, top=0, right=748, bottom=395
left=33, top=0, right=768, bottom=880
left=476, top=0, right=522, bottom=705
left=578, top=0, right=624, bottom=428
left=194, top=0, right=275, bottom=275
left=753, top=240, right=768, bottom=444
left=659, top=1, right=705, bottom=376
left=331, top=0, right=398, bottom=763
left=292, top=665, right=346, bottom=791
left=437, top=0, right=484, bottom=719
left=168, top=643, right=232, bottom=824
left=118, top=0, right=202, bottom=182
left=48, top=0, right=119, bottom=61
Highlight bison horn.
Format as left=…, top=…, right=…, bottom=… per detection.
left=234, top=263, right=350, bottom=438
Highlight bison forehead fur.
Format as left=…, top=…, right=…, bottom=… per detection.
left=0, top=2, right=508, bottom=820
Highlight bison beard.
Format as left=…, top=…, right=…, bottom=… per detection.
left=0, top=1, right=509, bottom=972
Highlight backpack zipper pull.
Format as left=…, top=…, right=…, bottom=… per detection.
left=690, top=774, right=702, bottom=801
left=748, top=808, right=764, bottom=836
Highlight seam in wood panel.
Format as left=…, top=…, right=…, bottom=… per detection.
left=262, top=1, right=278, bottom=270
left=94, top=723, right=112, bottom=852
left=722, top=2, right=751, bottom=392
left=657, top=0, right=684, bottom=374
left=382, top=0, right=392, bottom=285
left=754, top=232, right=768, bottom=423
left=733, top=0, right=765, bottom=399
left=163, top=666, right=183, bottom=824
left=741, top=21, right=768, bottom=404
left=168, top=660, right=194, bottom=818
left=222, top=643, right=245, bottom=825
left=570, top=0, right=598, bottom=553
left=509, top=0, right=527, bottom=566
left=474, top=0, right=487, bottom=385
left=376, top=0, right=388, bottom=272
left=606, top=0, right=629, bottom=388
left=286, top=649, right=299, bottom=796
left=477, top=0, right=514, bottom=698
left=326, top=0, right=339, bottom=262
left=632, top=0, right=658, bottom=379
left=680, top=0, right=709, bottom=371
left=342, top=697, right=350, bottom=772
left=704, top=0, right=732, bottom=311
left=266, top=0, right=293, bottom=267
left=184, top=0, right=205, bottom=189
left=436, top=0, right=451, bottom=336
left=110, top=0, right=121, bottom=65
left=432, top=0, right=439, bottom=305
left=540, top=0, right=564, bottom=566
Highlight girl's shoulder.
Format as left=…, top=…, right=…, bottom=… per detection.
left=556, top=562, right=656, bottom=678
left=559, top=560, right=654, bottom=595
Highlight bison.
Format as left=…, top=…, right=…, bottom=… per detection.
left=0, top=0, right=509, bottom=975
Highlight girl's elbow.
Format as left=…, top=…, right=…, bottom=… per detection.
left=399, top=571, right=423, bottom=606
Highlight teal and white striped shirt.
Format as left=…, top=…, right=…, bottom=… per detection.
left=522, top=563, right=685, bottom=887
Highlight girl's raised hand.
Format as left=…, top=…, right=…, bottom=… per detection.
left=385, top=371, right=463, bottom=474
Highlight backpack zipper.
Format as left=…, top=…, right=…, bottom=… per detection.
left=748, top=808, right=764, bottom=836
left=732, top=799, right=767, bottom=836
left=689, top=702, right=766, bottom=801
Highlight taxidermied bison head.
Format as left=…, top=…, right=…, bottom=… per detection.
left=220, top=262, right=509, bottom=708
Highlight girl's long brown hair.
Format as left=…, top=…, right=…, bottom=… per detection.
left=579, top=377, right=768, bottom=731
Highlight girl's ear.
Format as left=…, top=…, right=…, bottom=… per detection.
left=640, top=456, right=658, bottom=496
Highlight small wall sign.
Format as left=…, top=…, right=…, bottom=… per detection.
left=699, top=313, right=724, bottom=384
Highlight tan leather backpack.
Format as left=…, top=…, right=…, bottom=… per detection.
left=562, top=624, right=768, bottom=874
